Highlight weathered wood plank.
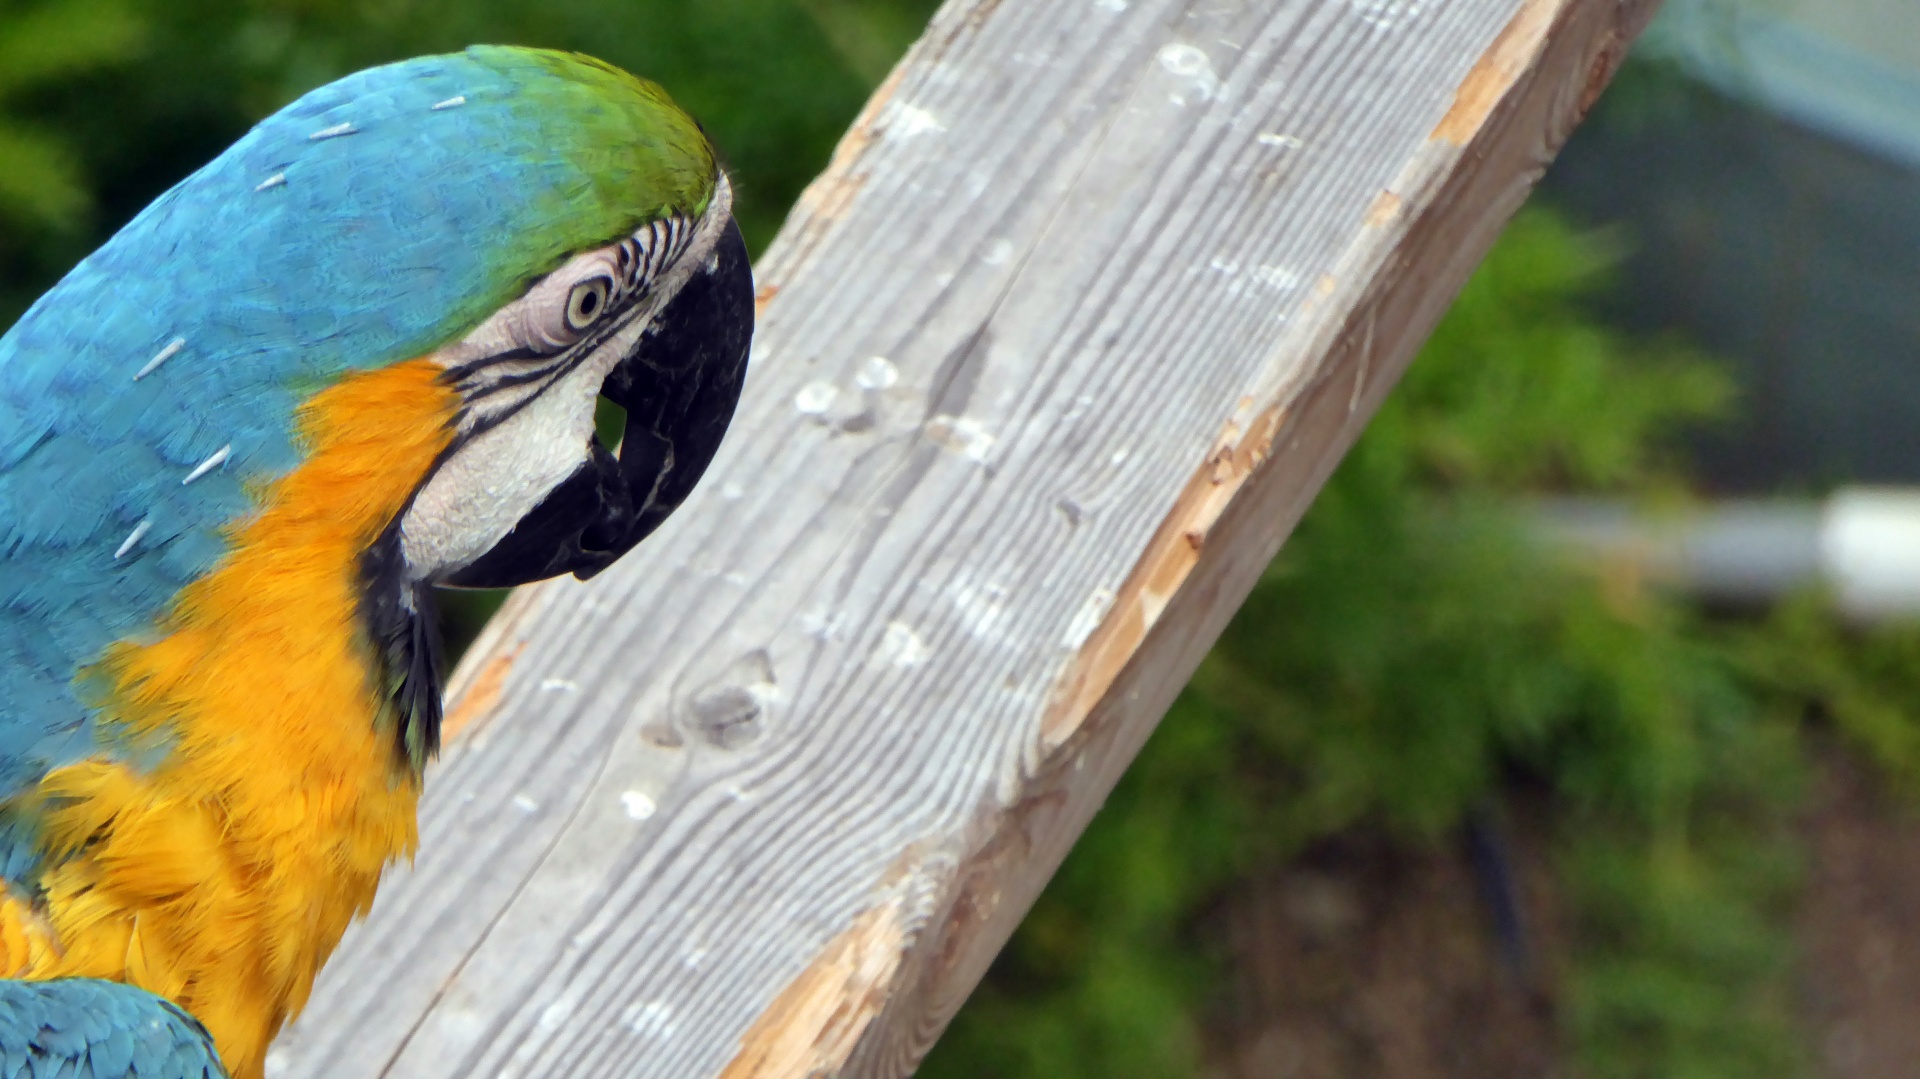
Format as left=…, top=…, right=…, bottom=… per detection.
left=273, top=0, right=1656, bottom=1075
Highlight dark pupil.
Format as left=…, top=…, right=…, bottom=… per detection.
left=580, top=290, right=599, bottom=316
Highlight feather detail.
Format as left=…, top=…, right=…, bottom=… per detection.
left=0, top=978, right=226, bottom=1078
left=358, top=525, right=446, bottom=770
left=1, top=360, right=458, bottom=1079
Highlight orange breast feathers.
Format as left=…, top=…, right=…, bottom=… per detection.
left=0, top=359, right=460, bottom=1079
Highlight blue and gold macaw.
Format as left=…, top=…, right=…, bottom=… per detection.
left=0, top=46, right=752, bottom=1078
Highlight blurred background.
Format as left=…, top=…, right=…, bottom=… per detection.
left=3, top=0, right=1917, bottom=1075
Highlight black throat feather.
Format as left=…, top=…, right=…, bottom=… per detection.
left=358, top=522, right=444, bottom=773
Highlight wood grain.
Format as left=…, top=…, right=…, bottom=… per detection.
left=273, top=0, right=1658, bottom=1075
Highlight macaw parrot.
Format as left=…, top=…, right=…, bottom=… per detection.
left=0, top=46, right=752, bottom=1079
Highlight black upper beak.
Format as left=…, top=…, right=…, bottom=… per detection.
left=443, top=217, right=754, bottom=589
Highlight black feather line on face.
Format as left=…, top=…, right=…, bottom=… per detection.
left=439, top=345, right=552, bottom=384
left=460, top=363, right=569, bottom=404
left=358, top=522, right=444, bottom=772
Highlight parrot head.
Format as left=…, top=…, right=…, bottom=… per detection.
left=0, top=45, right=755, bottom=1079
left=379, top=51, right=755, bottom=593
left=287, top=45, right=760, bottom=765
left=421, top=204, right=753, bottom=590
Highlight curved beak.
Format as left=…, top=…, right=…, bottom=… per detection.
left=443, top=217, right=754, bottom=589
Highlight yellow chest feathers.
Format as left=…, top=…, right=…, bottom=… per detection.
left=0, top=360, right=460, bottom=1079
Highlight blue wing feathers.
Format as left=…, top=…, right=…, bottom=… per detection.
left=0, top=980, right=224, bottom=1078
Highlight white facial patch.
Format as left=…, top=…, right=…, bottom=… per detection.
left=397, top=338, right=620, bottom=580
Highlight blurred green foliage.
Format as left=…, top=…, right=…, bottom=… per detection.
left=1741, top=597, right=1920, bottom=797
left=0, top=0, right=145, bottom=233
left=4, top=6, right=1919, bottom=1078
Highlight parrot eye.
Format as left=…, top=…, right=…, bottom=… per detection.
left=565, top=277, right=613, bottom=331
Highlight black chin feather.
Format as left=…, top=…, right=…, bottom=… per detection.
left=360, top=522, right=444, bottom=772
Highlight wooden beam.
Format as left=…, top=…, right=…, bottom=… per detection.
left=275, top=0, right=1657, bottom=1074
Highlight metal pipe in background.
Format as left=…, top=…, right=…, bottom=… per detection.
left=1531, top=488, right=1920, bottom=619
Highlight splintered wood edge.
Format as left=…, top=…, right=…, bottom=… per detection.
left=716, top=898, right=910, bottom=1079
left=714, top=0, right=1661, bottom=1073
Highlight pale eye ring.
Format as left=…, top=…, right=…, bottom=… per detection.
left=565, top=276, right=613, bottom=331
